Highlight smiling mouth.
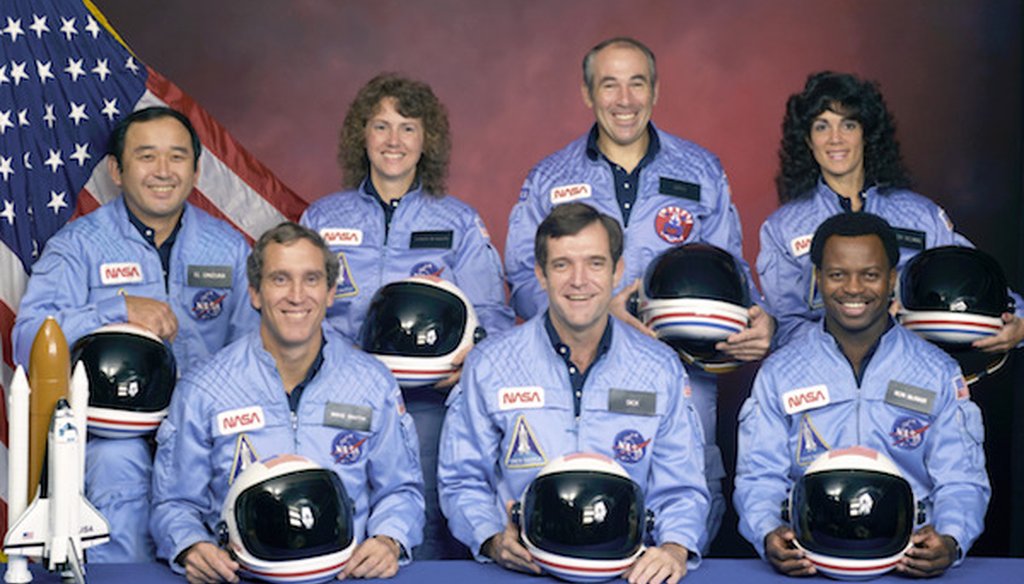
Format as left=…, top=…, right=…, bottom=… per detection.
left=836, top=299, right=870, bottom=317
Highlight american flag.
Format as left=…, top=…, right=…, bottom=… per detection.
left=0, top=0, right=306, bottom=531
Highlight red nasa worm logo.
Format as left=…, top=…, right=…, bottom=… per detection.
left=654, top=206, right=694, bottom=244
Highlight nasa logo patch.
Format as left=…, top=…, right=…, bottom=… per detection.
left=331, top=431, right=368, bottom=465
left=890, top=416, right=930, bottom=450
left=654, top=205, right=694, bottom=244
left=190, top=289, right=226, bottom=320
left=410, top=261, right=443, bottom=277
left=789, top=234, right=813, bottom=257
left=612, top=429, right=652, bottom=464
left=549, top=183, right=592, bottom=204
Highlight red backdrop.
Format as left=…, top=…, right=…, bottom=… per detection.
left=96, top=0, right=1023, bottom=555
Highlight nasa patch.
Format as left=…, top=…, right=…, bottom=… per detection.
left=782, top=384, right=830, bottom=415
left=504, top=415, right=547, bottom=469
left=498, top=386, right=545, bottom=411
left=410, top=261, right=443, bottom=277
left=100, top=262, right=143, bottom=285
left=789, top=234, right=813, bottom=257
left=612, top=429, right=652, bottom=464
left=890, top=416, right=930, bottom=450
left=796, top=414, right=830, bottom=466
left=549, top=183, right=592, bottom=205
left=320, top=228, right=363, bottom=247
left=335, top=252, right=358, bottom=298
left=331, top=431, right=368, bottom=465
left=654, top=205, right=694, bottom=244
left=216, top=406, right=265, bottom=437
left=190, top=289, right=226, bottom=320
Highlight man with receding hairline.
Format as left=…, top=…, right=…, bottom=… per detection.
left=504, top=36, right=773, bottom=547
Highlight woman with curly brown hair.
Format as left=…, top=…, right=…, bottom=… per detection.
left=757, top=71, right=1023, bottom=348
left=300, top=74, right=513, bottom=560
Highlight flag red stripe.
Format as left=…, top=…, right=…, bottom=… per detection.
left=145, top=69, right=306, bottom=222
left=72, top=189, right=102, bottom=221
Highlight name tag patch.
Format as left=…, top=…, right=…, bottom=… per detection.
left=790, top=234, right=813, bottom=257
left=216, top=406, right=265, bottom=436
left=885, top=381, right=935, bottom=415
left=499, top=386, right=545, bottom=410
left=410, top=230, right=453, bottom=249
left=100, top=262, right=143, bottom=285
left=658, top=177, right=701, bottom=202
left=320, top=228, right=363, bottom=246
left=782, top=384, right=830, bottom=415
left=549, top=183, right=592, bottom=204
left=323, top=402, right=372, bottom=432
left=187, top=265, right=232, bottom=288
left=892, top=227, right=926, bottom=251
left=608, top=389, right=656, bottom=416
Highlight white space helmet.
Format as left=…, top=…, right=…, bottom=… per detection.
left=219, top=454, right=357, bottom=584
left=786, top=446, right=924, bottom=580
left=359, top=276, right=484, bottom=388
left=638, top=243, right=751, bottom=374
left=512, top=453, right=648, bottom=582
left=898, top=246, right=1014, bottom=384
left=69, top=323, right=177, bottom=438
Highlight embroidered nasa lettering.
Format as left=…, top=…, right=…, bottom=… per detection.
left=100, top=262, right=143, bottom=285
left=320, top=228, right=363, bottom=246
left=216, top=406, right=266, bottom=436
left=498, top=386, right=545, bottom=410
left=789, top=234, right=813, bottom=257
left=782, top=384, right=831, bottom=415
left=549, top=183, right=592, bottom=204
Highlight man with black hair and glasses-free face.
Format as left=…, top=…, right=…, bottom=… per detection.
left=504, top=38, right=773, bottom=548
left=735, top=212, right=989, bottom=578
left=442, top=203, right=709, bottom=584
left=13, top=106, right=257, bottom=562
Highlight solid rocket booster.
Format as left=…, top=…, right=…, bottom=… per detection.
left=27, top=317, right=70, bottom=501
left=5, top=366, right=32, bottom=584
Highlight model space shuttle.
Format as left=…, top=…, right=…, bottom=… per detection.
left=4, top=317, right=110, bottom=584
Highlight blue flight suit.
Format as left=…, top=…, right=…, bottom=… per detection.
left=150, top=329, right=425, bottom=570
left=758, top=181, right=1024, bottom=346
left=505, top=124, right=756, bottom=543
left=300, top=181, right=513, bottom=559
left=438, top=315, right=710, bottom=565
left=13, top=199, right=257, bottom=561
left=734, top=321, right=989, bottom=562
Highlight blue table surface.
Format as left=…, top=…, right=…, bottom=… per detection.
left=11, top=557, right=1022, bottom=583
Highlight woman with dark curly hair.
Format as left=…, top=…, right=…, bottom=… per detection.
left=301, top=74, right=513, bottom=559
left=758, top=71, right=1024, bottom=347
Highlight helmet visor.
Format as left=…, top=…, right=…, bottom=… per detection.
left=235, top=469, right=354, bottom=561
left=360, top=282, right=467, bottom=357
left=792, top=469, right=914, bottom=560
left=643, top=244, right=751, bottom=306
left=523, top=471, right=644, bottom=560
left=72, top=332, right=177, bottom=413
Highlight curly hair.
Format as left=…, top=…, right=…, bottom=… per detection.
left=775, top=71, right=911, bottom=203
left=337, top=73, right=451, bottom=196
